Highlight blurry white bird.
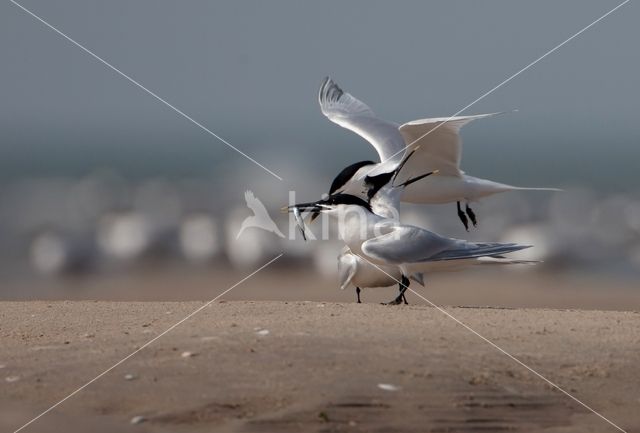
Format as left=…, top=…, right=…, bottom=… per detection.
left=237, top=190, right=284, bottom=239
left=319, top=77, right=560, bottom=230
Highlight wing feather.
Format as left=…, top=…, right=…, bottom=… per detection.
left=319, top=77, right=406, bottom=163
left=362, top=225, right=530, bottom=264
left=397, top=112, right=505, bottom=178
left=361, top=226, right=459, bottom=264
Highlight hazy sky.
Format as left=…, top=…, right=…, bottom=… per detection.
left=1, top=0, right=638, bottom=192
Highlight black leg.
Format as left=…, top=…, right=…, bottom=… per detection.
left=457, top=201, right=469, bottom=231
left=383, top=275, right=410, bottom=305
left=356, top=287, right=362, bottom=303
left=398, top=282, right=409, bottom=305
left=465, top=203, right=477, bottom=227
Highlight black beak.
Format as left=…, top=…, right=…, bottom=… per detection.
left=395, top=169, right=439, bottom=188
left=281, top=200, right=325, bottom=214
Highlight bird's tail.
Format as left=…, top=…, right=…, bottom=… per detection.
left=468, top=179, right=563, bottom=195
left=509, top=186, right=563, bottom=192
left=477, top=257, right=540, bottom=266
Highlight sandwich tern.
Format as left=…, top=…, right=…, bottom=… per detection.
left=288, top=190, right=533, bottom=305
left=319, top=77, right=560, bottom=230
left=338, top=246, right=536, bottom=304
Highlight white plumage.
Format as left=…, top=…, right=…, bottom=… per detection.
left=319, top=77, right=560, bottom=230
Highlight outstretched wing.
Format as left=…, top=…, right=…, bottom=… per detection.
left=244, top=190, right=268, bottom=217
left=397, top=112, right=505, bottom=178
left=319, top=77, right=406, bottom=163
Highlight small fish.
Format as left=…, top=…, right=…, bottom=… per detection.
left=292, top=207, right=307, bottom=241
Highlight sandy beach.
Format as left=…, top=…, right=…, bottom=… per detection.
left=1, top=301, right=638, bottom=432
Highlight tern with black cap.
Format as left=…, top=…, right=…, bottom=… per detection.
left=318, top=77, right=560, bottom=230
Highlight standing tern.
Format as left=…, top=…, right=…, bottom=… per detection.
left=288, top=189, right=533, bottom=305
left=319, top=77, right=560, bottom=230
left=291, top=164, right=535, bottom=304
left=338, top=246, right=535, bottom=304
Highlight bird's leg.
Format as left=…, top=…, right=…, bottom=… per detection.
left=465, top=203, right=477, bottom=227
left=398, top=282, right=409, bottom=305
left=356, top=287, right=362, bottom=304
left=383, top=275, right=410, bottom=305
left=457, top=201, right=469, bottom=231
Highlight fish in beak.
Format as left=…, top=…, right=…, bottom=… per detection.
left=281, top=199, right=328, bottom=241
left=292, top=207, right=307, bottom=241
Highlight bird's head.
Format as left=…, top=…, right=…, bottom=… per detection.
left=284, top=193, right=372, bottom=217
left=282, top=193, right=372, bottom=241
left=329, top=160, right=377, bottom=195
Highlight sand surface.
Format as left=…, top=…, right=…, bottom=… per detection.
left=1, top=301, right=639, bottom=433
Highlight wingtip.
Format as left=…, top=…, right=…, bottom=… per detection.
left=318, top=76, right=343, bottom=106
left=318, top=76, right=332, bottom=105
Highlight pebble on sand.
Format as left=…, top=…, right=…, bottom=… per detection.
left=130, top=415, right=146, bottom=424
left=377, top=383, right=401, bottom=392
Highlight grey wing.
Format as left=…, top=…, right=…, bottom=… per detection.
left=362, top=225, right=531, bottom=264
left=429, top=243, right=531, bottom=261
left=361, top=226, right=460, bottom=264
left=337, top=249, right=358, bottom=290
left=319, top=77, right=406, bottom=163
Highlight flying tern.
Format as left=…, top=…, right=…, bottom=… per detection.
left=319, top=77, right=560, bottom=230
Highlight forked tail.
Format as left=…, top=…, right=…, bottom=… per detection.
left=510, top=186, right=563, bottom=192
left=477, top=257, right=540, bottom=265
